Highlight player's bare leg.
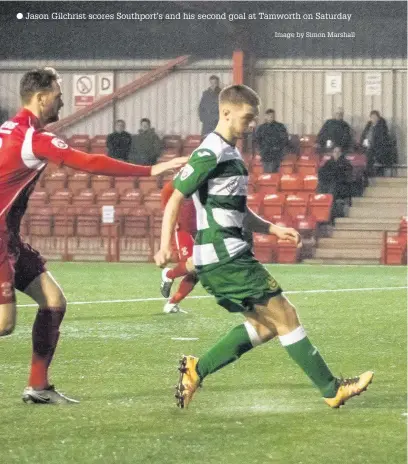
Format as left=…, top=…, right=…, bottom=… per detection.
left=176, top=318, right=277, bottom=408
left=0, top=302, right=16, bottom=336
left=22, top=271, right=78, bottom=404
left=251, top=294, right=374, bottom=408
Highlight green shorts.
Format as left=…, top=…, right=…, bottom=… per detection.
left=197, top=251, right=282, bottom=313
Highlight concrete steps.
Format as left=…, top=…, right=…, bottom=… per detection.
left=318, top=238, right=381, bottom=249
left=304, top=176, right=405, bottom=265
left=314, top=248, right=382, bottom=260
left=303, top=258, right=380, bottom=265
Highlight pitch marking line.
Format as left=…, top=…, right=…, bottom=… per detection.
left=17, top=286, right=407, bottom=308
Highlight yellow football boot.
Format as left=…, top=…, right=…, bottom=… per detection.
left=324, top=371, right=374, bottom=408
left=175, top=355, right=201, bottom=409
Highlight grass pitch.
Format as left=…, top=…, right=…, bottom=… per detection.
left=0, top=263, right=406, bottom=464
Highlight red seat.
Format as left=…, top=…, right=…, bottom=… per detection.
left=53, top=211, right=75, bottom=237
left=399, top=216, right=407, bottom=239
left=309, top=194, right=333, bottom=223
left=277, top=240, right=299, bottom=263
left=279, top=159, right=295, bottom=175
left=303, top=175, right=318, bottom=192
left=256, top=173, right=280, bottom=196
left=90, top=135, right=107, bottom=154
left=96, top=189, right=119, bottom=206
left=271, top=214, right=294, bottom=228
left=49, top=189, right=73, bottom=214
left=294, top=214, right=317, bottom=238
left=68, top=135, right=90, bottom=153
left=163, top=135, right=182, bottom=154
left=250, top=157, right=263, bottom=177
left=247, top=193, right=262, bottom=214
left=285, top=194, right=308, bottom=218
left=384, top=235, right=407, bottom=265
left=119, top=189, right=143, bottom=208
left=262, top=193, right=285, bottom=220
left=121, top=208, right=150, bottom=238
left=44, top=169, right=67, bottom=195
left=280, top=174, right=303, bottom=193
left=297, top=154, right=318, bottom=176
left=144, top=191, right=162, bottom=214
left=28, top=189, right=49, bottom=209
left=114, top=177, right=136, bottom=195
left=138, top=177, right=158, bottom=196
left=91, top=175, right=113, bottom=194
left=72, top=189, right=96, bottom=208
left=182, top=134, right=201, bottom=156
left=76, top=207, right=100, bottom=237
left=28, top=207, right=53, bottom=236
left=67, top=172, right=90, bottom=195
left=253, top=234, right=277, bottom=263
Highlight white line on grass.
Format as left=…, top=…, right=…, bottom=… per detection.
left=16, top=286, right=407, bottom=308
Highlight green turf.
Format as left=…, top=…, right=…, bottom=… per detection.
left=0, top=263, right=406, bottom=464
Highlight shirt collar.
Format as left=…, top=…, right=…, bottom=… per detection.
left=15, top=108, right=42, bottom=129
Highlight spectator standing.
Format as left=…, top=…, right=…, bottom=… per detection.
left=199, top=75, right=221, bottom=137
left=318, top=146, right=353, bottom=222
left=106, top=119, right=132, bottom=161
left=129, top=118, right=162, bottom=166
left=255, top=109, right=288, bottom=173
left=316, top=109, right=352, bottom=153
left=361, top=110, right=395, bottom=176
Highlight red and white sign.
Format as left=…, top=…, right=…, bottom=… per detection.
left=73, top=74, right=96, bottom=107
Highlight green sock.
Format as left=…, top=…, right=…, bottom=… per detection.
left=280, top=326, right=338, bottom=398
left=196, top=324, right=256, bottom=380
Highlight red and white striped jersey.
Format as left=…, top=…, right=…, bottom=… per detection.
left=0, top=108, right=152, bottom=235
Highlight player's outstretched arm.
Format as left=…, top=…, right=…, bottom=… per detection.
left=150, top=157, right=189, bottom=176
left=32, top=131, right=187, bottom=177
left=245, top=207, right=302, bottom=248
left=155, top=189, right=185, bottom=267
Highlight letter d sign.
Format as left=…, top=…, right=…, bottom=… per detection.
left=98, top=73, right=114, bottom=96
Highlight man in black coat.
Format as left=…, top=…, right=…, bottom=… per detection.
left=317, top=109, right=352, bottom=153
left=129, top=118, right=162, bottom=166
left=198, top=75, right=221, bottom=137
left=318, top=146, right=353, bottom=222
left=106, top=119, right=132, bottom=161
left=255, top=109, right=288, bottom=173
left=361, top=110, right=396, bottom=176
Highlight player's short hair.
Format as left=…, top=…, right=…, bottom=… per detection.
left=265, top=109, right=275, bottom=114
left=20, top=67, right=61, bottom=104
left=219, top=85, right=260, bottom=108
left=140, top=118, right=151, bottom=126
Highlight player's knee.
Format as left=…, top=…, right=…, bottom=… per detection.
left=45, top=290, right=67, bottom=309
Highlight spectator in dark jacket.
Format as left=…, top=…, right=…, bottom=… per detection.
left=106, top=119, right=132, bottom=161
left=256, top=109, right=288, bottom=173
left=316, top=109, right=352, bottom=153
left=129, top=118, right=162, bottom=166
left=198, top=75, right=221, bottom=137
left=318, top=146, right=353, bottom=222
left=361, top=110, right=395, bottom=176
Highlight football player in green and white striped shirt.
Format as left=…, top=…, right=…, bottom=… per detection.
left=155, top=85, right=373, bottom=410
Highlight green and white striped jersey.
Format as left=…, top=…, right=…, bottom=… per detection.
left=173, top=132, right=249, bottom=271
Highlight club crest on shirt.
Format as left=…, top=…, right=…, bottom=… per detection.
left=180, top=164, right=194, bottom=181
left=51, top=137, right=68, bottom=149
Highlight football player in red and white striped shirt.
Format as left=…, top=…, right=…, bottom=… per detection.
left=0, top=67, right=187, bottom=404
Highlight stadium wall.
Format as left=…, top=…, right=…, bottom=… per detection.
left=0, top=58, right=406, bottom=163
